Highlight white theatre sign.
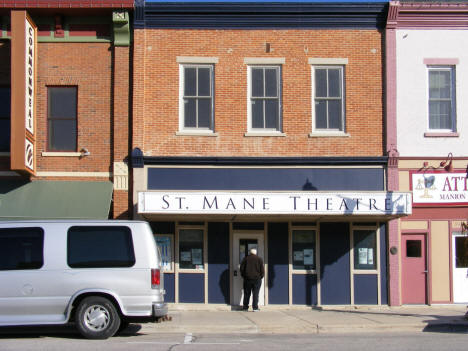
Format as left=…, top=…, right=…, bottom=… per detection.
left=412, top=172, right=468, bottom=205
left=138, top=191, right=412, bottom=216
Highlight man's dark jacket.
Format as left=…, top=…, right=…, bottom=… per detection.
left=240, top=254, right=264, bottom=280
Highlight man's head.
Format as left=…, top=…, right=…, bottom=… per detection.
left=250, top=248, right=257, bottom=255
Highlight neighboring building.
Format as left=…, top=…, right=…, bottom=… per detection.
left=386, top=1, right=468, bottom=305
left=132, top=1, right=411, bottom=306
left=0, top=0, right=133, bottom=220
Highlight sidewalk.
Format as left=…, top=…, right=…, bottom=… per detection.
left=142, top=304, right=468, bottom=334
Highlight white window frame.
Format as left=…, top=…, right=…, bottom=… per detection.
left=427, top=65, right=456, bottom=133
left=245, top=58, right=285, bottom=136
left=309, top=58, right=348, bottom=137
left=177, top=57, right=218, bottom=136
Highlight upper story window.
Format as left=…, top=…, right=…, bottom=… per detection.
left=179, top=63, right=214, bottom=133
left=248, top=65, right=282, bottom=132
left=312, top=66, right=345, bottom=132
left=428, top=66, right=456, bottom=131
left=0, top=86, right=10, bottom=152
left=47, top=86, right=77, bottom=151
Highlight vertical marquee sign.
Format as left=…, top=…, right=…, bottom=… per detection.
left=10, top=11, right=36, bottom=175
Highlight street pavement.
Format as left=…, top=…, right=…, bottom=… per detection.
left=141, top=304, right=468, bottom=334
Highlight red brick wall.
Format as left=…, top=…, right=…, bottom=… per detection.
left=133, top=29, right=384, bottom=157
left=34, top=42, right=113, bottom=174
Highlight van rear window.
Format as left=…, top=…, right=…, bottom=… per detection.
left=0, top=227, right=44, bottom=270
left=67, top=226, right=136, bottom=268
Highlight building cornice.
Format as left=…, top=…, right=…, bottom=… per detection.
left=135, top=2, right=388, bottom=29
left=387, top=1, right=468, bottom=29
left=0, top=0, right=134, bottom=9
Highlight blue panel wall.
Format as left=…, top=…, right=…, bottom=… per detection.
left=292, top=274, right=317, bottom=305
left=148, top=168, right=384, bottom=191
left=268, top=222, right=289, bottom=304
left=354, top=275, right=378, bottom=305
left=163, top=273, right=175, bottom=303
left=320, top=222, right=350, bottom=305
left=208, top=222, right=230, bottom=304
left=380, top=223, right=388, bottom=305
left=179, top=273, right=204, bottom=303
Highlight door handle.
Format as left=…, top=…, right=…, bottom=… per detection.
left=423, top=270, right=428, bottom=273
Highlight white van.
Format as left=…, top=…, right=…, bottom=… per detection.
left=0, top=220, right=167, bottom=339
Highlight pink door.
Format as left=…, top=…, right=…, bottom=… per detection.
left=402, top=234, right=427, bottom=304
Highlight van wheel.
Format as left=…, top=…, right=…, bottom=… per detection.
left=75, top=296, right=120, bottom=339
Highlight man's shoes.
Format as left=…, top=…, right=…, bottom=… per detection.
left=253, top=308, right=260, bottom=312
left=242, top=306, right=249, bottom=311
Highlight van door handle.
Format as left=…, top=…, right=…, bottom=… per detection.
left=234, top=270, right=238, bottom=277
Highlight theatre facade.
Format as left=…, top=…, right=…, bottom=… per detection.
left=131, top=1, right=411, bottom=306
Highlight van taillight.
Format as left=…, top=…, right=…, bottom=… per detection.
left=151, top=268, right=160, bottom=288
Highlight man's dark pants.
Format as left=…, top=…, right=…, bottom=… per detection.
left=243, top=278, right=262, bottom=309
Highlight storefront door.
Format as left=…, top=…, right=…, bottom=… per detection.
left=232, top=232, right=264, bottom=307
left=452, top=233, right=468, bottom=303
left=402, top=234, right=427, bottom=304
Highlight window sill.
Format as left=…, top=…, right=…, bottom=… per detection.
left=244, top=131, right=286, bottom=137
left=424, top=132, right=459, bottom=138
left=177, top=268, right=205, bottom=273
left=292, top=270, right=317, bottom=274
left=0, top=152, right=10, bottom=156
left=42, top=152, right=82, bottom=157
left=352, top=269, right=379, bottom=274
left=176, top=131, right=218, bottom=137
left=309, top=132, right=350, bottom=138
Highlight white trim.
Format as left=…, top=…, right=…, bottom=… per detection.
left=42, top=152, right=81, bottom=157
left=176, top=131, right=219, bottom=137
left=308, top=58, right=348, bottom=65
left=35, top=171, right=111, bottom=177
left=310, top=65, right=346, bottom=134
left=309, top=132, right=350, bottom=138
left=177, top=56, right=219, bottom=64
left=244, top=132, right=286, bottom=137
left=246, top=65, right=282, bottom=133
left=244, top=57, right=285, bottom=65
left=178, top=63, right=215, bottom=133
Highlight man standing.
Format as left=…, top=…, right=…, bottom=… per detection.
left=240, top=248, right=264, bottom=311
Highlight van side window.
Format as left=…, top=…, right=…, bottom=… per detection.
left=0, top=227, right=44, bottom=270
left=67, top=226, right=136, bottom=268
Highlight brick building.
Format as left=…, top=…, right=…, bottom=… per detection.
left=132, top=2, right=411, bottom=306
left=0, top=0, right=133, bottom=220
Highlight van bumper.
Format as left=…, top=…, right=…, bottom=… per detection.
left=152, top=302, right=168, bottom=317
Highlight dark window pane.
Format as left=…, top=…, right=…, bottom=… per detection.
left=198, top=68, right=211, bottom=97
left=49, top=120, right=77, bottom=151
left=179, top=229, right=204, bottom=270
left=406, top=240, right=422, bottom=258
left=354, top=230, right=377, bottom=270
left=315, top=69, right=327, bottom=97
left=265, top=68, right=278, bottom=97
left=251, top=100, right=264, bottom=128
left=197, top=99, right=211, bottom=128
left=68, top=226, right=135, bottom=268
left=328, top=100, right=342, bottom=130
left=184, top=67, right=196, bottom=96
left=48, top=87, right=76, bottom=118
left=315, top=100, right=327, bottom=128
left=265, top=99, right=279, bottom=129
left=292, top=230, right=316, bottom=270
left=455, top=236, right=468, bottom=268
left=252, top=68, right=264, bottom=98
left=328, top=69, right=341, bottom=98
left=0, top=120, right=10, bottom=152
left=184, top=98, right=196, bottom=127
left=0, top=227, right=44, bottom=270
left=0, top=87, right=11, bottom=117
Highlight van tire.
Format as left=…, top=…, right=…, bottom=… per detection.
left=75, top=296, right=121, bottom=339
